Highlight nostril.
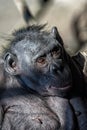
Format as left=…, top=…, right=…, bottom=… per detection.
left=52, top=66, right=57, bottom=71
left=51, top=64, right=64, bottom=74
left=52, top=65, right=58, bottom=73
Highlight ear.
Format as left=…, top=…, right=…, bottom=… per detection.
left=4, top=52, right=18, bottom=75
left=51, top=26, right=63, bottom=46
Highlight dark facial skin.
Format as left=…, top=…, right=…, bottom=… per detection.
left=5, top=28, right=72, bottom=98
left=0, top=25, right=87, bottom=130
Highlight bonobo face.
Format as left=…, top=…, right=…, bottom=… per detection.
left=4, top=27, right=72, bottom=97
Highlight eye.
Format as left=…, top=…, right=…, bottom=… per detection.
left=51, top=47, right=61, bottom=58
left=36, top=56, right=47, bottom=66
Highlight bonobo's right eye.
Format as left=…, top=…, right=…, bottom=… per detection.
left=36, top=56, right=47, bottom=67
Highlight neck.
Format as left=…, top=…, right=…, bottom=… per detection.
left=15, top=75, right=37, bottom=95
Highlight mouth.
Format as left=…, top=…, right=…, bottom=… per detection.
left=49, top=83, right=72, bottom=91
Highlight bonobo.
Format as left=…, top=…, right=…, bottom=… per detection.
left=0, top=25, right=87, bottom=130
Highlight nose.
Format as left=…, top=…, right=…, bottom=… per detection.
left=51, top=64, right=62, bottom=74
left=52, top=65, right=58, bottom=73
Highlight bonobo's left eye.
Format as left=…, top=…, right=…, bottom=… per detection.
left=36, top=56, right=47, bottom=67
left=51, top=47, right=61, bottom=58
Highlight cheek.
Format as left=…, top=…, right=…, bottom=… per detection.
left=38, top=64, right=72, bottom=84
left=63, top=65, right=72, bottom=80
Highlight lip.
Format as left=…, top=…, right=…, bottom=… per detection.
left=49, top=84, right=72, bottom=91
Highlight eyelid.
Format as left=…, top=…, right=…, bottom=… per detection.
left=51, top=47, right=61, bottom=58
left=37, top=56, right=45, bottom=61
left=36, top=54, right=46, bottom=60
left=51, top=47, right=60, bottom=54
left=36, top=55, right=46, bottom=63
left=51, top=46, right=60, bottom=52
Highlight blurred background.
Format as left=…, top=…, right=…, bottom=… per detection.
left=0, top=0, right=87, bottom=55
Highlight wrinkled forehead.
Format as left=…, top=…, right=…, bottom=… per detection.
left=11, top=35, right=61, bottom=56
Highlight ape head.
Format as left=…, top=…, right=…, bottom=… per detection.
left=3, top=25, right=83, bottom=98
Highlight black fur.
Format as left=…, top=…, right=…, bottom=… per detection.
left=0, top=25, right=87, bottom=130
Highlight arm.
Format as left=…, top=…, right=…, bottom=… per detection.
left=0, top=106, right=3, bottom=129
